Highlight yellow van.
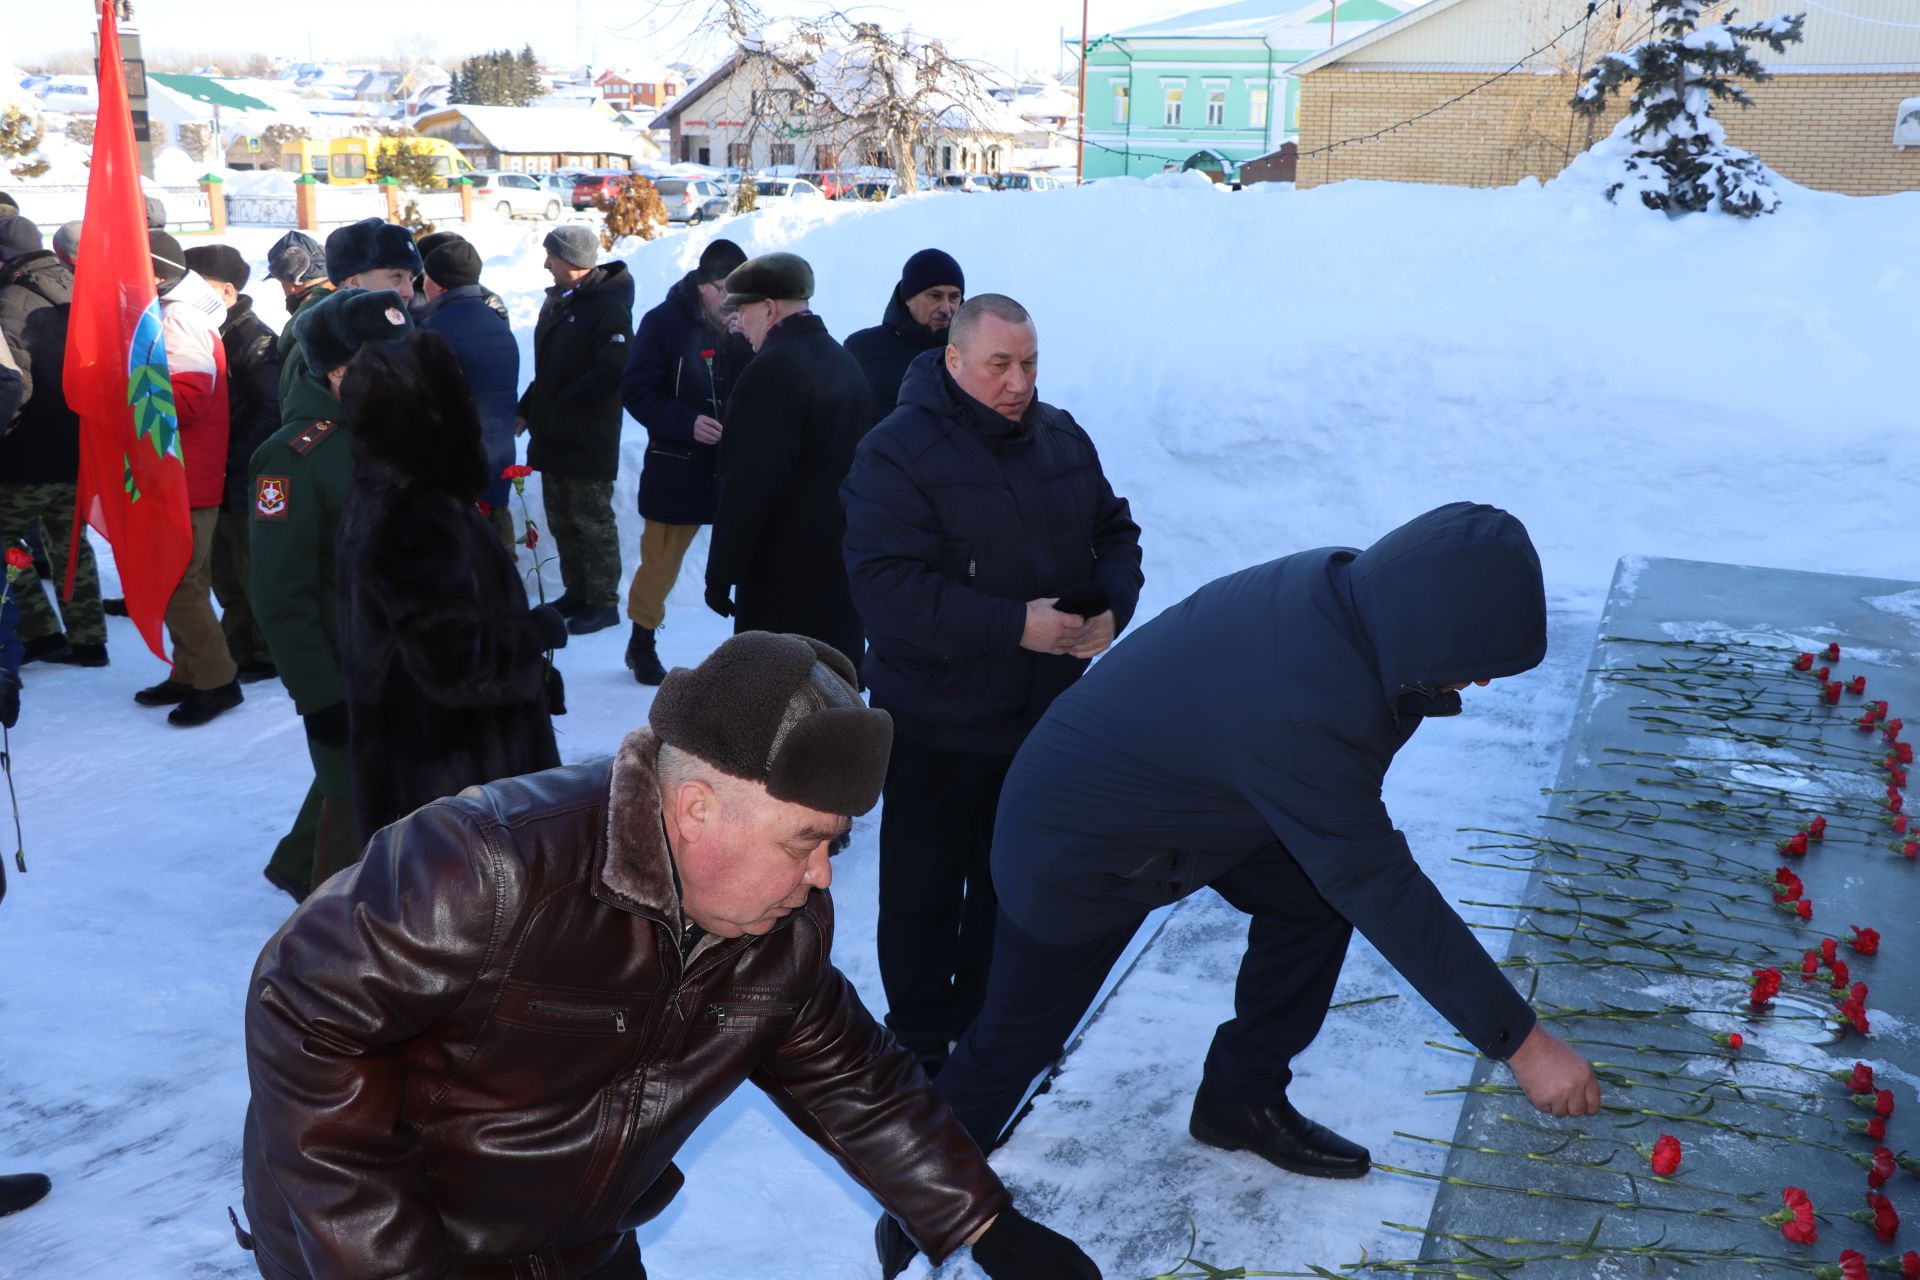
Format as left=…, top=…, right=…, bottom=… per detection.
left=279, top=136, right=474, bottom=187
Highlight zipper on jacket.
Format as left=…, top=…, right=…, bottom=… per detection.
left=967, top=557, right=976, bottom=582
left=529, top=1000, right=628, bottom=1033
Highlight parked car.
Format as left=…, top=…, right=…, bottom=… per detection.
left=796, top=170, right=857, bottom=199
left=994, top=172, right=1065, bottom=192
left=654, top=177, right=730, bottom=224
left=571, top=169, right=633, bottom=210
left=468, top=171, right=564, bottom=221
left=934, top=173, right=997, bottom=194
left=748, top=178, right=823, bottom=202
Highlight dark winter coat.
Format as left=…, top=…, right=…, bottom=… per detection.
left=0, top=250, right=79, bottom=485
left=518, top=263, right=635, bottom=482
left=335, top=337, right=560, bottom=845
left=417, top=285, right=521, bottom=509
left=240, top=729, right=1010, bottom=1279
left=219, top=295, right=283, bottom=513
left=992, top=503, right=1547, bottom=1060
left=842, top=349, right=1144, bottom=754
left=275, top=281, right=335, bottom=407
left=617, top=271, right=752, bottom=526
left=844, top=287, right=947, bottom=423
left=709, top=312, right=875, bottom=669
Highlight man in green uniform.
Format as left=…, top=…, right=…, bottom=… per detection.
left=264, top=231, right=334, bottom=407
left=250, top=289, right=412, bottom=902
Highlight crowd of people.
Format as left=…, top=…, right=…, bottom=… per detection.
left=0, top=195, right=1605, bottom=1277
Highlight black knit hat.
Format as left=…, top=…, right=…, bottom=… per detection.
left=266, top=230, right=327, bottom=285
left=184, top=244, right=251, bottom=290
left=149, top=230, right=188, bottom=289
left=325, top=217, right=423, bottom=285
left=696, top=238, right=748, bottom=284
left=649, top=631, right=893, bottom=816
left=724, top=252, right=813, bottom=305
left=0, top=215, right=43, bottom=261
left=293, top=287, right=414, bottom=376
left=899, top=248, right=963, bottom=301
left=413, top=230, right=467, bottom=263
left=424, top=240, right=483, bottom=289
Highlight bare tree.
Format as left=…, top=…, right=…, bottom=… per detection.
left=718, top=1, right=1001, bottom=189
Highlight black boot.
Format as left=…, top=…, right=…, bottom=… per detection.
left=624, top=624, right=666, bottom=685
left=567, top=603, right=619, bottom=636
left=874, top=1213, right=918, bottom=1280
left=168, top=680, right=244, bottom=727
left=236, top=661, right=279, bottom=684
left=134, top=678, right=193, bottom=706
left=1188, top=1080, right=1370, bottom=1178
left=103, top=597, right=129, bottom=617
left=20, top=634, right=71, bottom=665
left=46, top=642, right=109, bottom=668
left=549, top=592, right=583, bottom=619
left=0, top=1172, right=51, bottom=1217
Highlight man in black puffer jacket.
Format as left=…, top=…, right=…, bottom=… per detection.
left=840, top=293, right=1142, bottom=1076
left=617, top=238, right=753, bottom=685
left=845, top=248, right=964, bottom=423
left=186, top=244, right=283, bottom=683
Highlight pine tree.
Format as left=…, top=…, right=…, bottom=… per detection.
left=518, top=46, right=544, bottom=105
left=1572, top=0, right=1805, bottom=217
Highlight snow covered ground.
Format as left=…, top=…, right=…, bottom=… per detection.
left=1, top=173, right=1917, bottom=1277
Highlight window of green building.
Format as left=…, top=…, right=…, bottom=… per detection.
left=1113, top=83, right=1129, bottom=126
left=1162, top=83, right=1183, bottom=127
left=1205, top=82, right=1227, bottom=127
left=1251, top=88, right=1269, bottom=129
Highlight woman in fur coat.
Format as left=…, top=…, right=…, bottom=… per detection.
left=336, top=330, right=568, bottom=845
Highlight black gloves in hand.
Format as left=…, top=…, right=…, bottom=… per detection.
left=303, top=700, right=350, bottom=749
left=0, top=670, right=20, bottom=731
left=704, top=580, right=734, bottom=618
left=972, top=1209, right=1101, bottom=1279
left=1052, top=582, right=1111, bottom=618
left=544, top=664, right=567, bottom=716
left=528, top=604, right=570, bottom=650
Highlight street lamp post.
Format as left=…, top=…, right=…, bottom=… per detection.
left=1075, top=0, right=1088, bottom=184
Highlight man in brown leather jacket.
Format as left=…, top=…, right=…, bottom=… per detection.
left=238, top=631, right=1099, bottom=1280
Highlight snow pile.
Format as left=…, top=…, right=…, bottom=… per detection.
left=2, top=177, right=1917, bottom=1277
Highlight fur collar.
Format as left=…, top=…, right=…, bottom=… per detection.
left=595, top=727, right=681, bottom=923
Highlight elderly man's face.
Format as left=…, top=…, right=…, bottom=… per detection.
left=347, top=267, right=414, bottom=301
left=946, top=314, right=1038, bottom=422
left=671, top=779, right=849, bottom=938
left=904, top=285, right=962, bottom=333
left=736, top=299, right=780, bottom=351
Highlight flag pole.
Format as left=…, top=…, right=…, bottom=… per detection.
left=1076, top=0, right=1089, bottom=185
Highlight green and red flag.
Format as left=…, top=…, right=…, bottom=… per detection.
left=64, top=0, right=189, bottom=661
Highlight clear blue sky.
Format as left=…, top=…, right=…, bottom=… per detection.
left=6, top=0, right=1178, bottom=80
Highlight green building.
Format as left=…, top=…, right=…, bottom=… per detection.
left=1077, top=0, right=1405, bottom=181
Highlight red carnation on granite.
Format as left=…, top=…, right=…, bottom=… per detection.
left=1750, top=968, right=1784, bottom=1006
left=1794, top=652, right=1815, bottom=671
left=1844, top=1062, right=1875, bottom=1094
left=1827, top=642, right=1843, bottom=661
left=1809, top=814, right=1829, bottom=840
left=1900, top=1249, right=1919, bottom=1279
left=1853, top=1191, right=1899, bottom=1244
left=1650, top=1133, right=1683, bottom=1176
left=1776, top=868, right=1805, bottom=900
left=1850, top=675, right=1868, bottom=695
left=1848, top=927, right=1880, bottom=956
left=1825, top=681, right=1844, bottom=705
left=1802, top=949, right=1821, bottom=977
left=1798, top=899, right=1815, bottom=921
left=1871, top=1146, right=1897, bottom=1189
left=1903, top=840, right=1917, bottom=859
left=1784, top=832, right=1811, bottom=856
left=1830, top=958, right=1851, bottom=989
left=1834, top=1250, right=1868, bottom=1280
left=1767, top=1186, right=1818, bottom=1245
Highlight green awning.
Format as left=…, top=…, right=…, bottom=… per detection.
left=148, top=73, right=272, bottom=112
left=1309, top=0, right=1402, bottom=21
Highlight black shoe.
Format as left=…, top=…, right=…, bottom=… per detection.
left=1188, top=1081, right=1370, bottom=1179
left=549, top=592, right=584, bottom=619
left=167, top=680, right=244, bottom=727
left=236, top=661, right=279, bottom=684
left=566, top=604, right=619, bottom=636
left=45, top=642, right=108, bottom=667
left=134, top=678, right=193, bottom=707
left=624, top=624, right=666, bottom=685
left=0, top=1172, right=51, bottom=1217
left=262, top=864, right=310, bottom=904
left=874, top=1213, right=918, bottom=1280
left=20, top=634, right=71, bottom=665
left=103, top=597, right=129, bottom=617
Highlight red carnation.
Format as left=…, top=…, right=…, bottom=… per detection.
left=1871, top=1146, right=1897, bottom=1189
left=1769, top=1186, right=1818, bottom=1245
left=1817, top=665, right=1833, bottom=682
left=1904, top=840, right=1917, bottom=859
left=1650, top=1133, right=1683, bottom=1176
left=1826, top=681, right=1845, bottom=704
left=475, top=500, right=491, bottom=516
left=1751, top=968, right=1784, bottom=1006
left=1798, top=898, right=1815, bottom=921
left=1860, top=712, right=1883, bottom=730
left=1785, top=832, right=1811, bottom=856
left=1776, top=867, right=1805, bottom=900
left=1889, top=719, right=1906, bottom=743
left=1850, top=1115, right=1889, bottom=1141
left=1841, top=996, right=1871, bottom=1036
left=1727, top=1032, right=1743, bottom=1050
left=1860, top=1088, right=1896, bottom=1118
left=1823, top=936, right=1840, bottom=965
left=2, top=546, right=30, bottom=573
left=1830, top=958, right=1851, bottom=989
left=1802, top=949, right=1821, bottom=976
left=1828, top=642, right=1843, bottom=661
left=1795, top=652, right=1815, bottom=671
left=1900, top=1250, right=1918, bottom=1279
left=1809, top=814, right=1829, bottom=840
left=1850, top=675, right=1868, bottom=695
left=501, top=464, right=534, bottom=480
left=1893, top=769, right=1911, bottom=790
left=1895, top=814, right=1910, bottom=834
left=1855, top=1191, right=1899, bottom=1244
left=524, top=523, right=539, bottom=550
left=1890, top=791, right=1905, bottom=814
left=1835, top=1250, right=1869, bottom=1280
left=1848, top=927, right=1881, bottom=956
left=1900, top=741, right=1916, bottom=764
left=700, top=347, right=716, bottom=360
left=1844, top=1062, right=1875, bottom=1093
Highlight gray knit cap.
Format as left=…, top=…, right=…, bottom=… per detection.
left=543, top=224, right=599, bottom=270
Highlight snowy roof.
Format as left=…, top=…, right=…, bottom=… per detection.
left=1115, top=0, right=1400, bottom=39
left=416, top=105, right=642, bottom=157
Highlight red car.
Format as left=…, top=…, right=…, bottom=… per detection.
left=571, top=170, right=632, bottom=210
left=797, top=170, right=856, bottom=200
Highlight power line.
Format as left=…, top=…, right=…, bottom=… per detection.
left=1798, top=0, right=1920, bottom=28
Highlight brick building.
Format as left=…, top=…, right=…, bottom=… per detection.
left=1288, top=0, right=1920, bottom=196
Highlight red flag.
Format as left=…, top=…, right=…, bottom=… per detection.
left=63, top=0, right=190, bottom=661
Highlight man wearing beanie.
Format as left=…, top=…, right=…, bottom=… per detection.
left=264, top=230, right=334, bottom=405
left=239, top=631, right=1101, bottom=1280
left=184, top=244, right=283, bottom=685
left=705, top=252, right=873, bottom=669
left=0, top=213, right=109, bottom=668
left=615, top=236, right=753, bottom=685
left=412, top=230, right=507, bottom=321
left=249, top=288, right=412, bottom=901
left=845, top=248, right=965, bottom=422
left=135, top=230, right=242, bottom=727
left=514, top=224, right=634, bottom=637
left=417, top=238, right=519, bottom=546
left=840, top=293, right=1143, bottom=1088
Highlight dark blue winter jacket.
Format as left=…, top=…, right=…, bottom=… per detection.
left=618, top=272, right=752, bottom=526
left=992, top=502, right=1546, bottom=1060
left=418, top=286, right=519, bottom=509
left=841, top=348, right=1143, bottom=754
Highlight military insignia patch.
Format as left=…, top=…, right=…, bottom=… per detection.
left=255, top=475, right=289, bottom=519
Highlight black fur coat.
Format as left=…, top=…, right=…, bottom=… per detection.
left=336, top=333, right=561, bottom=845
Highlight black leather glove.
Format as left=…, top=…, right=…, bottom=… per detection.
left=0, top=670, right=20, bottom=731
left=529, top=604, right=570, bottom=650
left=302, top=700, right=349, bottom=749
left=544, top=664, right=567, bottom=716
left=1052, top=582, right=1111, bottom=619
left=972, top=1209, right=1101, bottom=1279
left=704, top=580, right=734, bottom=619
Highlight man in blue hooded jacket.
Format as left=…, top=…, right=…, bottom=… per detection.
left=875, top=503, right=1600, bottom=1271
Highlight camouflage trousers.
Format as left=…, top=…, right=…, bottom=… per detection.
left=0, top=482, right=106, bottom=646
left=540, top=473, right=621, bottom=608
